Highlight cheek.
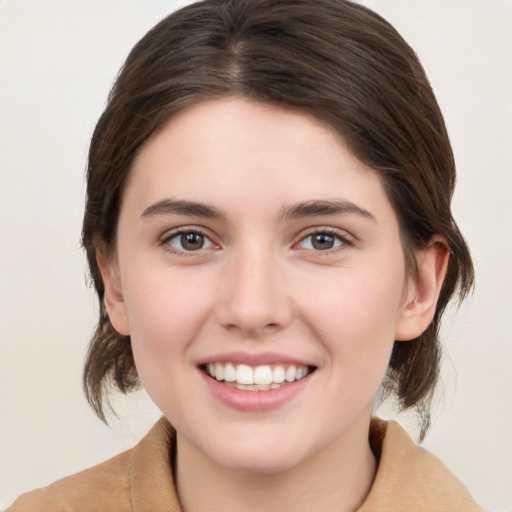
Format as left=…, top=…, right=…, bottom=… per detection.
left=121, top=275, right=213, bottom=424
left=297, top=266, right=404, bottom=381
left=121, top=270, right=213, bottom=387
left=124, top=266, right=212, bottom=337
left=301, top=264, right=404, bottom=333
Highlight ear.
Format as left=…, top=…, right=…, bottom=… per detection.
left=395, top=237, right=450, bottom=341
left=96, top=244, right=130, bottom=336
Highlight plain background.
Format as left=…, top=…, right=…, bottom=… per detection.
left=1, top=1, right=511, bottom=510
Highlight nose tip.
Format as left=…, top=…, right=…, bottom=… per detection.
left=215, top=257, right=292, bottom=337
left=220, top=298, right=286, bottom=336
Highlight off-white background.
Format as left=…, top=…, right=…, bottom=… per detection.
left=1, top=1, right=511, bottom=510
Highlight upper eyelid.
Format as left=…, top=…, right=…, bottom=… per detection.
left=160, top=226, right=213, bottom=242
left=297, top=226, right=354, bottom=241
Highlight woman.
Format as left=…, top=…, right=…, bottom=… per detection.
left=9, top=0, right=484, bottom=510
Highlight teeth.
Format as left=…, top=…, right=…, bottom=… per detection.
left=224, top=382, right=277, bottom=391
left=236, top=364, right=254, bottom=385
left=254, top=365, right=272, bottom=385
left=296, top=366, right=306, bottom=380
left=206, top=363, right=311, bottom=387
left=223, top=363, right=236, bottom=382
left=285, top=365, right=296, bottom=383
left=215, top=362, right=224, bottom=381
left=272, top=366, right=285, bottom=384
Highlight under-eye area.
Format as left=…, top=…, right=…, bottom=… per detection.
left=201, top=363, right=317, bottom=391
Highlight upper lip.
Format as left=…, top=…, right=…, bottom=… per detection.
left=196, top=351, right=315, bottom=367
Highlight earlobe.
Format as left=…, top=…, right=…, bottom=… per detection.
left=395, top=237, right=450, bottom=341
left=96, top=244, right=131, bottom=336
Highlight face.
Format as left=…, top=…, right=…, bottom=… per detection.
left=104, top=97, right=422, bottom=474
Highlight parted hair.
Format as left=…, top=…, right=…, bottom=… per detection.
left=82, top=0, right=474, bottom=439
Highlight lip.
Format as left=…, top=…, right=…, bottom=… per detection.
left=198, top=365, right=315, bottom=412
left=197, top=351, right=313, bottom=367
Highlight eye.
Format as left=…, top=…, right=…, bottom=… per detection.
left=298, top=230, right=348, bottom=251
left=164, top=229, right=215, bottom=252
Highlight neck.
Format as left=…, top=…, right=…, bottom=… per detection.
left=175, top=419, right=377, bottom=512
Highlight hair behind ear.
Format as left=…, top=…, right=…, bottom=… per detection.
left=83, top=245, right=138, bottom=423
left=385, top=235, right=473, bottom=440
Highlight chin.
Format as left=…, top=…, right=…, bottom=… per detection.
left=215, top=450, right=303, bottom=475
left=199, top=431, right=311, bottom=475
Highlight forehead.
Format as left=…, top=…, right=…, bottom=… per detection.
left=125, top=97, right=394, bottom=225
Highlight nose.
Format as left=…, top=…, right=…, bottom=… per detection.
left=215, top=243, right=292, bottom=337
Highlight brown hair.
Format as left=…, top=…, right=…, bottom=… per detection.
left=82, top=0, right=474, bottom=438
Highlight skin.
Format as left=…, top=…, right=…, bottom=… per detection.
left=99, top=97, right=448, bottom=512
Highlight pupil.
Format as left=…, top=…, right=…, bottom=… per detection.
left=182, top=233, right=204, bottom=250
left=312, top=233, right=334, bottom=250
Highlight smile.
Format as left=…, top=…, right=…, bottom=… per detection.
left=204, top=363, right=313, bottom=391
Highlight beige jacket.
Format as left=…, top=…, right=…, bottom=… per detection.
left=8, top=418, right=484, bottom=511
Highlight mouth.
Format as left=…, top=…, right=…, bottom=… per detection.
left=201, top=362, right=317, bottom=391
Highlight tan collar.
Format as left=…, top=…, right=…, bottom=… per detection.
left=130, top=417, right=181, bottom=511
left=129, top=417, right=483, bottom=512
left=359, top=418, right=484, bottom=511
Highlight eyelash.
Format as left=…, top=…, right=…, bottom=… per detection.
left=159, top=227, right=353, bottom=255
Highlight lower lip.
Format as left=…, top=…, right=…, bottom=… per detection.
left=200, top=370, right=313, bottom=412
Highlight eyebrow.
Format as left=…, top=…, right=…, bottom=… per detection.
left=141, top=199, right=226, bottom=220
left=140, top=198, right=376, bottom=223
left=280, top=199, right=376, bottom=222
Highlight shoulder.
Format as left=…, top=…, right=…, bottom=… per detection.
left=7, top=417, right=177, bottom=512
left=7, top=449, right=134, bottom=512
left=359, top=418, right=486, bottom=512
